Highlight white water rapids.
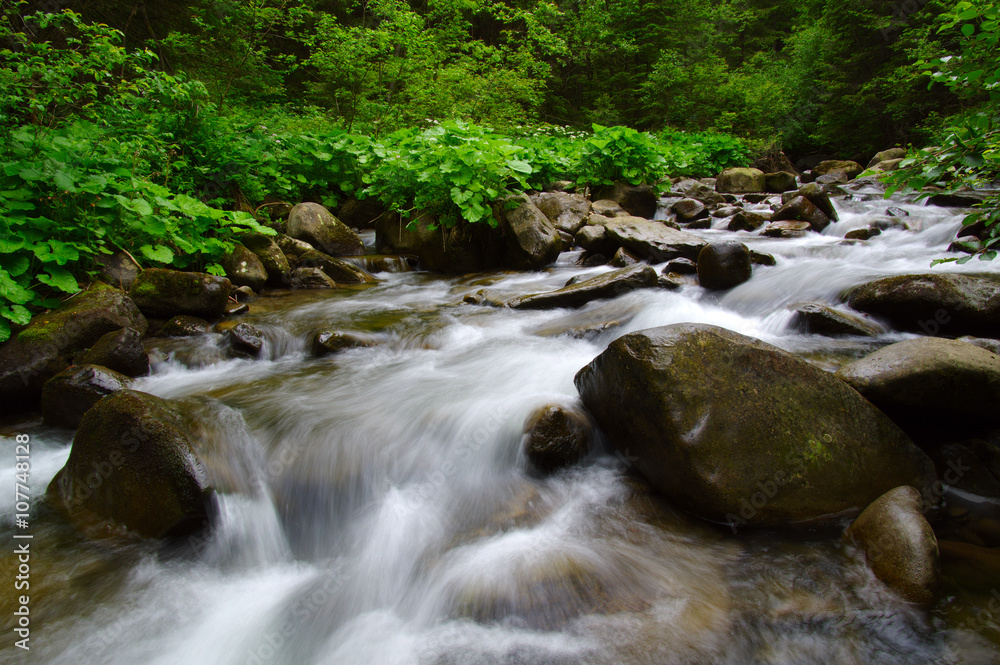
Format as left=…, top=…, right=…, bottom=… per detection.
left=3, top=179, right=1000, bottom=664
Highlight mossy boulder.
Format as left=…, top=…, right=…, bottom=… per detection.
left=47, top=389, right=213, bottom=539
left=496, top=193, right=562, bottom=270
left=813, top=159, right=863, bottom=179
left=574, top=323, right=936, bottom=528
left=286, top=202, right=364, bottom=257
left=128, top=268, right=232, bottom=319
left=77, top=327, right=149, bottom=377
left=221, top=243, right=268, bottom=292
left=0, top=283, right=146, bottom=414
left=844, top=485, right=939, bottom=604
left=41, top=364, right=132, bottom=429
left=715, top=168, right=765, bottom=194
left=531, top=191, right=591, bottom=234
left=847, top=273, right=1000, bottom=338
left=765, top=171, right=797, bottom=193
left=243, top=232, right=291, bottom=285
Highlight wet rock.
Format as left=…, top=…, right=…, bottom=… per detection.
left=47, top=390, right=213, bottom=539
left=600, top=217, right=707, bottom=262
left=836, top=337, right=1000, bottom=433
left=712, top=205, right=741, bottom=218
left=773, top=196, right=831, bottom=232
left=871, top=217, right=910, bottom=232
left=582, top=253, right=609, bottom=267
left=749, top=251, right=776, bottom=267
left=816, top=171, right=849, bottom=185
left=728, top=211, right=769, bottom=232
left=960, top=336, right=1000, bottom=355
left=276, top=234, right=315, bottom=260
left=665, top=258, right=698, bottom=275
left=509, top=265, right=659, bottom=310
left=574, top=323, right=935, bottom=527
left=287, top=267, right=336, bottom=289
left=522, top=404, right=592, bottom=473
left=786, top=183, right=839, bottom=221
left=336, top=197, right=387, bottom=230
left=845, top=228, right=880, bottom=241
left=591, top=200, right=626, bottom=217
left=592, top=182, right=658, bottom=219
left=658, top=275, right=684, bottom=290
left=225, top=322, right=264, bottom=358
left=845, top=485, right=939, bottom=604
left=609, top=247, right=641, bottom=268
left=157, top=315, right=211, bottom=337
left=763, top=220, right=811, bottom=238
left=0, top=283, right=147, bottom=414
left=532, top=191, right=591, bottom=234
left=765, top=172, right=797, bottom=193
left=671, top=198, right=708, bottom=223
left=221, top=243, right=268, bottom=292
left=715, top=168, right=765, bottom=194
left=670, top=180, right=728, bottom=206
left=867, top=148, right=906, bottom=168
left=847, top=274, right=1000, bottom=338
left=243, top=233, right=291, bottom=285
left=927, top=192, right=985, bottom=208
left=575, top=225, right=617, bottom=255
left=128, top=269, right=232, bottom=319
left=233, top=286, right=255, bottom=302
left=224, top=301, right=249, bottom=316
left=309, top=330, right=379, bottom=356
left=294, top=250, right=377, bottom=284
left=287, top=202, right=364, bottom=257
left=813, top=160, right=863, bottom=179
left=790, top=303, right=885, bottom=337
left=77, top=327, right=149, bottom=377
left=496, top=193, right=563, bottom=270
left=697, top=242, right=752, bottom=291
left=96, top=253, right=139, bottom=290
left=375, top=212, right=503, bottom=274
left=743, top=193, right=771, bottom=204
left=41, top=364, right=132, bottom=429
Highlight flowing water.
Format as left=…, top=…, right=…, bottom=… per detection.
left=3, top=179, right=1000, bottom=664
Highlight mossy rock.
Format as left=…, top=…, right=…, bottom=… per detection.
left=574, top=323, right=936, bottom=528
left=41, top=364, right=132, bottom=429
left=47, top=389, right=213, bottom=540
left=287, top=202, right=364, bottom=257
left=77, top=327, right=149, bottom=377
left=221, top=243, right=268, bottom=292
left=128, top=268, right=232, bottom=319
left=294, top=250, right=377, bottom=284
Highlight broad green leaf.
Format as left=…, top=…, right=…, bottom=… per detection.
left=140, top=244, right=175, bottom=263
left=37, top=266, right=79, bottom=293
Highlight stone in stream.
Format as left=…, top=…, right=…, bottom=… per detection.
left=671, top=198, right=709, bottom=223
left=157, top=315, right=211, bottom=337
left=221, top=243, right=268, bottom=292
left=867, top=148, right=906, bottom=168
left=287, top=267, right=337, bottom=289
left=697, top=242, right=752, bottom=291
left=763, top=220, right=811, bottom=238
left=294, top=250, right=377, bottom=284
left=609, top=247, right=640, bottom=267
left=765, top=171, right=797, bottom=193
left=309, top=330, right=380, bottom=356
left=847, top=273, right=1000, bottom=338
left=813, top=160, right=864, bottom=180
left=276, top=234, right=315, bottom=260
left=47, top=389, right=214, bottom=539
left=286, top=202, right=365, bottom=257
left=844, top=485, right=939, bottom=605
left=522, top=404, right=593, bottom=473
left=128, top=268, right=232, bottom=319
left=375, top=212, right=504, bottom=274
left=41, top=364, right=132, bottom=429
left=772, top=195, right=831, bottom=232
left=531, top=191, right=591, bottom=235
left=784, top=183, right=839, bottom=222
left=592, top=182, right=658, bottom=218
left=0, top=282, right=147, bottom=415
left=495, top=193, right=563, bottom=270
left=727, top=210, right=768, bottom=232
left=600, top=216, right=707, bottom=262
left=665, top=257, right=698, bottom=275
left=574, top=224, right=617, bottom=255
left=789, top=303, right=885, bottom=337
left=836, top=337, right=1000, bottom=434
left=845, top=227, right=881, bottom=241
left=749, top=251, right=776, bottom=267
left=77, top=327, right=149, bottom=377
left=508, top=265, right=659, bottom=310
left=242, top=232, right=291, bottom=285
left=715, top=168, right=765, bottom=194
left=590, top=199, right=627, bottom=217
left=224, top=322, right=264, bottom=358
left=574, top=323, right=936, bottom=528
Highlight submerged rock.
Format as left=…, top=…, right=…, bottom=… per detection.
left=47, top=390, right=213, bottom=539
left=845, top=485, right=939, bottom=604
left=509, top=265, right=659, bottom=310
left=309, top=330, right=380, bottom=356
left=574, top=324, right=936, bottom=528
left=522, top=404, right=593, bottom=473
left=225, top=322, right=264, bottom=358
left=847, top=273, right=1000, bottom=338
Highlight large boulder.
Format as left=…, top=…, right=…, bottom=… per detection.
left=41, top=364, right=131, bottom=429
left=287, top=202, right=364, bottom=257
left=671, top=198, right=708, bottom=223
left=128, top=269, right=232, bottom=319
left=600, top=217, right=707, bottom=262
left=509, top=265, right=659, bottom=310
left=574, top=324, right=936, bottom=528
left=715, top=168, right=765, bottom=194
left=813, top=160, right=863, bottom=179
left=867, top=148, right=906, bottom=169
left=531, top=192, right=591, bottom=234
left=765, top=171, right=797, bottom=193
left=496, top=193, right=563, bottom=270
left=0, top=283, right=146, bottom=414
left=294, top=250, right=377, bottom=284
left=47, top=390, right=213, bottom=539
left=847, top=274, right=1000, bottom=338
left=697, top=242, right=752, bottom=290
left=786, top=183, right=839, bottom=222
left=375, top=212, right=503, bottom=274
left=592, top=183, right=658, bottom=219
left=77, top=327, right=149, bottom=377
left=221, top=243, right=268, bottom=292
left=844, top=485, right=939, bottom=604
left=522, top=404, right=592, bottom=473
left=772, top=196, right=831, bottom=232
left=836, top=337, right=1000, bottom=433
left=242, top=233, right=290, bottom=286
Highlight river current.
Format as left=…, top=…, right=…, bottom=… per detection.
left=3, top=179, right=1000, bottom=664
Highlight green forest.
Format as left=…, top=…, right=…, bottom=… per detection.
left=1, top=0, right=998, bottom=341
